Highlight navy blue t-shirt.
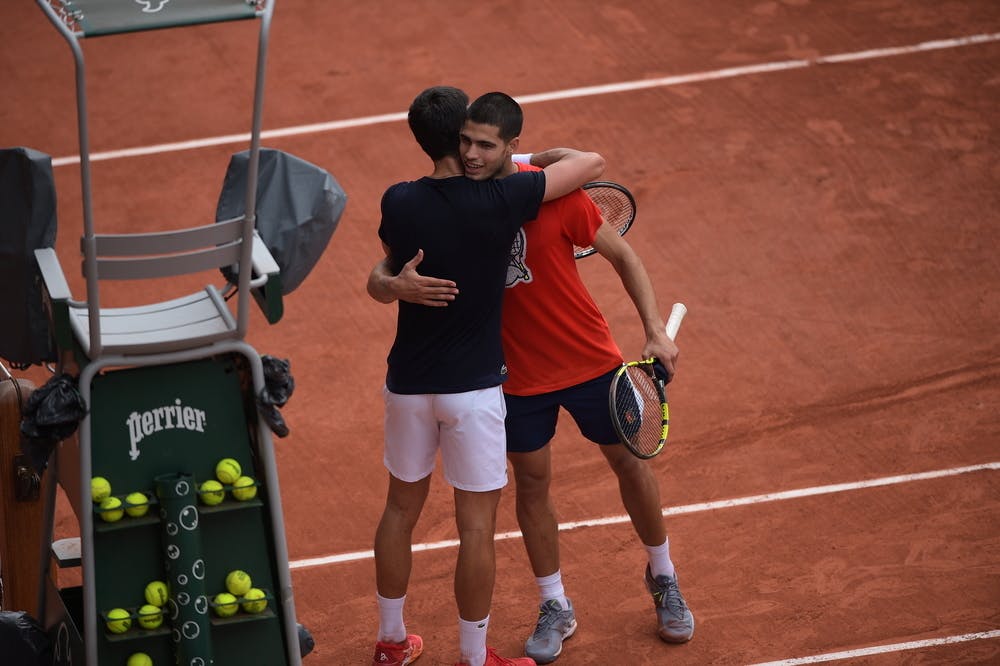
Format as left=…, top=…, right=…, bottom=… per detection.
left=378, top=171, right=546, bottom=394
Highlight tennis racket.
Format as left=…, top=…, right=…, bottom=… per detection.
left=608, top=302, right=687, bottom=459
left=574, top=181, right=637, bottom=259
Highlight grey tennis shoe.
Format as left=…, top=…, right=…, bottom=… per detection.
left=644, top=565, right=695, bottom=643
left=524, top=598, right=577, bottom=663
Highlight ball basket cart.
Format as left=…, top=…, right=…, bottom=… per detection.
left=29, top=1, right=309, bottom=664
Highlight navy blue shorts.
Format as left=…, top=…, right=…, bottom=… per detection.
left=505, top=369, right=619, bottom=453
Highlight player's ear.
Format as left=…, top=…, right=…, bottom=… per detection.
left=507, top=136, right=520, bottom=155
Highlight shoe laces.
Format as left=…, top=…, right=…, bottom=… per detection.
left=531, top=600, right=567, bottom=638
left=484, top=646, right=524, bottom=665
left=652, top=576, right=688, bottom=617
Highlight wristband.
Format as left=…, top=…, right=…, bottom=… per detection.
left=512, top=153, right=533, bottom=165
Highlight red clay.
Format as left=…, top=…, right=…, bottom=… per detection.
left=3, top=1, right=999, bottom=663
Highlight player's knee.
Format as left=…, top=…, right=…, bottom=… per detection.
left=512, top=465, right=550, bottom=498
left=381, top=500, right=423, bottom=530
left=602, top=445, right=645, bottom=476
left=509, top=450, right=551, bottom=491
left=455, top=511, right=498, bottom=541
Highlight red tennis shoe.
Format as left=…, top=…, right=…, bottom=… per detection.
left=455, top=646, right=536, bottom=665
left=372, top=634, right=423, bottom=665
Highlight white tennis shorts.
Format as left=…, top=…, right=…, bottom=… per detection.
left=382, top=385, right=509, bottom=492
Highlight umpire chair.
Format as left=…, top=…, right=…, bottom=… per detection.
left=31, top=1, right=301, bottom=664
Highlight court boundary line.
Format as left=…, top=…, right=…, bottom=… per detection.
left=48, top=32, right=1000, bottom=167
left=290, top=462, right=1000, bottom=663
left=747, top=629, right=1000, bottom=665
left=288, top=461, right=999, bottom=569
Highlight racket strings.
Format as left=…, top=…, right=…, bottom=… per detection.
left=574, top=184, right=636, bottom=258
left=612, top=365, right=664, bottom=456
left=587, top=188, right=633, bottom=232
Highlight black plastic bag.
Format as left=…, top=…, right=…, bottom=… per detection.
left=257, top=355, right=294, bottom=437
left=261, top=355, right=294, bottom=407
left=297, top=622, right=315, bottom=658
left=19, top=373, right=86, bottom=472
left=0, top=611, right=53, bottom=666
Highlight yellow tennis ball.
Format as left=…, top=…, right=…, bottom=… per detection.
left=144, top=580, right=169, bottom=607
left=91, top=476, right=111, bottom=503
left=127, top=653, right=153, bottom=666
left=241, top=588, right=267, bottom=614
left=137, top=604, right=163, bottom=630
left=231, top=475, right=258, bottom=501
left=125, top=491, right=150, bottom=518
left=213, top=592, right=239, bottom=617
left=105, top=607, right=131, bottom=634
left=199, top=479, right=225, bottom=506
left=225, top=570, right=252, bottom=596
left=99, top=496, right=124, bottom=522
left=215, top=458, right=242, bottom=485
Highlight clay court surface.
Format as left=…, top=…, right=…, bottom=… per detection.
left=3, top=1, right=999, bottom=663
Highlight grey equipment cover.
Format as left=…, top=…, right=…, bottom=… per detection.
left=216, top=148, right=346, bottom=294
left=0, top=147, right=58, bottom=365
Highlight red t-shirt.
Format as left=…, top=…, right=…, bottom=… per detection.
left=501, top=165, right=623, bottom=395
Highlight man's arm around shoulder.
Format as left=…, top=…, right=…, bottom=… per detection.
left=538, top=148, right=605, bottom=202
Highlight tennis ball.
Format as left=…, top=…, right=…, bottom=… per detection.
left=127, top=654, right=153, bottom=666
left=137, top=604, right=163, bottom=630
left=199, top=479, right=225, bottom=506
left=99, top=496, right=124, bottom=522
left=215, top=458, right=242, bottom=485
left=144, top=580, right=169, bottom=607
left=105, top=607, right=132, bottom=634
left=231, top=475, right=257, bottom=501
left=91, top=476, right=111, bottom=503
left=241, top=587, right=267, bottom=614
left=225, top=569, right=252, bottom=596
left=125, top=491, right=150, bottom=518
left=213, top=592, right=239, bottom=617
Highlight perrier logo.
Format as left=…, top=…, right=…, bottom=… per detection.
left=125, top=398, right=207, bottom=461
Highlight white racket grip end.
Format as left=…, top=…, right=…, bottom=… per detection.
left=665, top=302, right=687, bottom=341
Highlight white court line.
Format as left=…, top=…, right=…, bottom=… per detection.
left=49, top=32, right=1000, bottom=167
left=747, top=629, right=1000, bottom=665
left=288, top=461, right=999, bottom=570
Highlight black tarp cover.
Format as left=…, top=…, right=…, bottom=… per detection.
left=0, top=147, right=57, bottom=366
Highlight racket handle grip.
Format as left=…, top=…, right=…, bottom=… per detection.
left=665, top=302, right=687, bottom=341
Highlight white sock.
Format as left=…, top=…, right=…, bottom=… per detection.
left=536, top=570, right=569, bottom=609
left=376, top=592, right=406, bottom=643
left=645, top=537, right=676, bottom=579
left=458, top=615, right=489, bottom=666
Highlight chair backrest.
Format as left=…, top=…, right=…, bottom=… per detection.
left=85, top=217, right=245, bottom=282
left=79, top=213, right=255, bottom=357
